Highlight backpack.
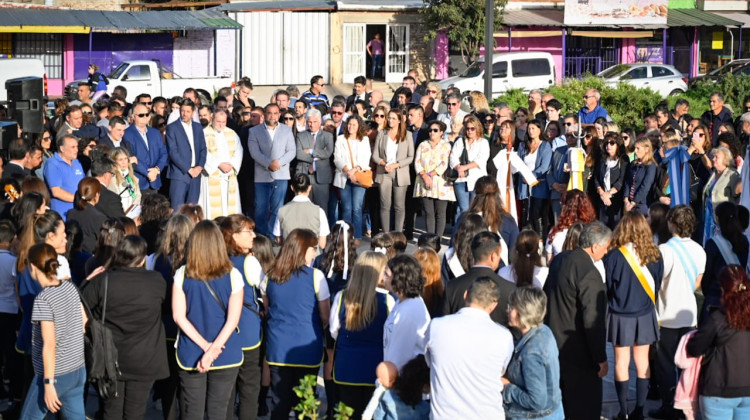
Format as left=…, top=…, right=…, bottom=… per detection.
left=79, top=273, right=121, bottom=399
left=96, top=71, right=109, bottom=86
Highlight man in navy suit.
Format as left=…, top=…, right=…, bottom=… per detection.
left=166, top=99, right=206, bottom=211
left=99, top=117, right=132, bottom=153
left=124, top=103, right=168, bottom=192
left=247, top=103, right=296, bottom=236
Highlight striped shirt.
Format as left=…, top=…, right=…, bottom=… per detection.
left=31, top=280, right=85, bottom=377
left=300, top=90, right=330, bottom=109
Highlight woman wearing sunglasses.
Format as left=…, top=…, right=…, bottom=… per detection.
left=414, top=120, right=455, bottom=236
left=594, top=132, right=630, bottom=229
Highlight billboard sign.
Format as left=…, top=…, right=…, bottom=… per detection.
left=564, top=0, right=668, bottom=26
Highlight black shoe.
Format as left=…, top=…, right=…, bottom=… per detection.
left=648, top=405, right=681, bottom=420
left=614, top=414, right=628, bottom=420
left=628, top=407, right=645, bottom=420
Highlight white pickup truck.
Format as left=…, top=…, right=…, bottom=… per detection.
left=0, top=58, right=46, bottom=103
left=65, top=60, right=232, bottom=101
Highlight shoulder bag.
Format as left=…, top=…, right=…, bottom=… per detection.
left=443, top=136, right=468, bottom=183
left=346, top=138, right=373, bottom=188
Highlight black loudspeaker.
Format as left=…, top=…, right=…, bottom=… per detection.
left=0, top=121, right=18, bottom=150
left=5, top=77, right=44, bottom=134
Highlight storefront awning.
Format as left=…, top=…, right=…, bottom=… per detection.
left=501, top=9, right=564, bottom=27
left=0, top=9, right=242, bottom=33
left=494, top=30, right=561, bottom=38
left=570, top=30, right=655, bottom=38
left=667, top=9, right=743, bottom=27
left=714, top=12, right=750, bottom=28
left=215, top=1, right=336, bottom=12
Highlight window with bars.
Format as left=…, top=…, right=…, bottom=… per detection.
left=0, top=34, right=11, bottom=57
left=14, top=34, right=62, bottom=79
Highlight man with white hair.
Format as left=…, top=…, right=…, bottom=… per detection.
left=295, top=108, right=334, bottom=218
left=199, top=110, right=243, bottom=219
left=578, top=88, right=610, bottom=127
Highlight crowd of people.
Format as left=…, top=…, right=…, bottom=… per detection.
left=0, top=66, right=750, bottom=420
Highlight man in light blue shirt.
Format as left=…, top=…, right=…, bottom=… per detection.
left=578, top=88, right=610, bottom=126
left=426, top=278, right=514, bottom=420
left=44, top=135, right=84, bottom=219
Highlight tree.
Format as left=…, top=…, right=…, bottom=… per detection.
left=421, top=0, right=507, bottom=67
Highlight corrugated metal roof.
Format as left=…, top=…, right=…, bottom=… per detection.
left=714, top=12, right=750, bottom=27
left=336, top=0, right=423, bottom=11
left=501, top=9, right=564, bottom=27
left=216, top=1, right=335, bottom=12
left=0, top=9, right=242, bottom=31
left=667, top=8, right=742, bottom=27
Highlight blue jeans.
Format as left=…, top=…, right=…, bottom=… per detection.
left=255, top=180, right=288, bottom=237
left=339, top=182, right=366, bottom=239
left=701, top=395, right=750, bottom=419
left=453, top=182, right=473, bottom=222
left=20, top=366, right=86, bottom=420
left=371, top=54, right=383, bottom=79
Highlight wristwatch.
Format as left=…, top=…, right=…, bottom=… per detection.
left=43, top=378, right=56, bottom=385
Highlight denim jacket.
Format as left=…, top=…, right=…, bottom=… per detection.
left=503, top=325, right=564, bottom=419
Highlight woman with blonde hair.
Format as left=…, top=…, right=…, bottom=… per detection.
left=172, top=220, right=244, bottom=419
left=623, top=138, right=657, bottom=215
left=468, top=91, right=490, bottom=114
left=329, top=251, right=395, bottom=418
left=450, top=114, right=489, bottom=217
left=371, top=106, right=389, bottom=131
left=425, top=83, right=446, bottom=114
left=414, top=247, right=444, bottom=318
left=604, top=211, right=664, bottom=420
left=108, top=147, right=141, bottom=214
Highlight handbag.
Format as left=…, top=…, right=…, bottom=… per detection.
left=443, top=136, right=468, bottom=183
left=347, top=138, right=373, bottom=188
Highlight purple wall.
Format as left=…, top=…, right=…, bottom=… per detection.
left=494, top=28, right=564, bottom=83
left=72, top=33, right=174, bottom=80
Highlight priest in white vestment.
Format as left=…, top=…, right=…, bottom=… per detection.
left=199, top=110, right=243, bottom=219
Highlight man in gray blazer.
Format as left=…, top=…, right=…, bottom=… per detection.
left=295, top=108, right=334, bottom=222
left=247, top=104, right=297, bottom=236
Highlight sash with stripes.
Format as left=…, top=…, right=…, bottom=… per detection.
left=666, top=237, right=698, bottom=291
left=620, top=245, right=656, bottom=304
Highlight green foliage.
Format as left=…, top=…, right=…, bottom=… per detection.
left=293, top=375, right=320, bottom=419
left=333, top=401, right=355, bottom=420
left=421, top=0, right=507, bottom=66
left=493, top=75, right=663, bottom=131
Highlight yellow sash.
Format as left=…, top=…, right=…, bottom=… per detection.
left=619, top=245, right=655, bottom=304
left=567, top=147, right=586, bottom=191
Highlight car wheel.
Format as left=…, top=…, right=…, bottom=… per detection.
left=669, top=89, right=684, bottom=96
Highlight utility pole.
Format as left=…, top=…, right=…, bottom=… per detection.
left=484, top=0, right=494, bottom=101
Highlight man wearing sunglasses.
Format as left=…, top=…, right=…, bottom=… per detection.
left=124, top=102, right=167, bottom=192
left=578, top=88, right=610, bottom=127
left=134, top=93, right=153, bottom=112
left=437, top=93, right=467, bottom=135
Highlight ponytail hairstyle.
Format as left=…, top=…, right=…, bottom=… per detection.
left=512, top=230, right=542, bottom=288
left=17, top=211, right=63, bottom=273
left=720, top=265, right=750, bottom=330
left=92, top=218, right=126, bottom=269
left=321, top=220, right=357, bottom=278
left=27, top=243, right=60, bottom=280
left=75, top=177, right=101, bottom=210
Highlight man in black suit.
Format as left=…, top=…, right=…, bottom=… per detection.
left=346, top=76, right=371, bottom=110
left=295, top=109, right=334, bottom=221
left=543, top=221, right=611, bottom=420
left=99, top=117, right=132, bottom=153
left=91, top=156, right=126, bottom=218
left=444, top=231, right=516, bottom=326
left=2, top=139, right=30, bottom=179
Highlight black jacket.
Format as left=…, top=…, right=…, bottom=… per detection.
left=2, top=162, right=29, bottom=180
left=687, top=308, right=750, bottom=398
left=593, top=157, right=629, bottom=211
left=443, top=266, right=515, bottom=326
left=66, top=204, right=108, bottom=254
left=82, top=267, right=169, bottom=382
left=95, top=186, right=126, bottom=219
left=543, top=248, right=607, bottom=370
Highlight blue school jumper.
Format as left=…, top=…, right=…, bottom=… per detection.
left=153, top=255, right=178, bottom=340
left=265, top=266, right=324, bottom=367
left=333, top=291, right=391, bottom=386
left=176, top=272, right=243, bottom=370
left=230, top=255, right=262, bottom=350
left=16, top=267, right=41, bottom=354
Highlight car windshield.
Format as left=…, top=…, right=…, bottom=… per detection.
left=459, top=61, right=484, bottom=78
left=109, top=63, right=128, bottom=79
left=708, top=61, right=747, bottom=76
left=598, top=65, right=629, bottom=79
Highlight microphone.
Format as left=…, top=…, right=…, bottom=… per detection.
left=119, top=181, right=134, bottom=196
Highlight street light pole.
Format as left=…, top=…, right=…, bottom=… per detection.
left=484, top=0, right=494, bottom=101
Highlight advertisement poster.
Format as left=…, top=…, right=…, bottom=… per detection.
left=564, top=0, right=668, bottom=26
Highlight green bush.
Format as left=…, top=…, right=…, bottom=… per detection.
left=491, top=74, right=750, bottom=132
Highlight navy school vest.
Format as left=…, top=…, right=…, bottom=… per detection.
left=230, top=255, right=263, bottom=350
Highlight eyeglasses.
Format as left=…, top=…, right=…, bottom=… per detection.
left=447, top=102, right=459, bottom=107
left=374, top=114, right=385, bottom=118
left=135, top=113, right=149, bottom=118
left=695, top=133, right=705, bottom=137
left=622, top=135, right=629, bottom=140
left=584, top=134, right=593, bottom=138
left=239, top=229, right=254, bottom=234
left=42, top=136, right=51, bottom=141
left=564, top=122, right=573, bottom=126
left=242, top=112, right=252, bottom=116
left=82, top=111, right=92, bottom=115
left=583, top=95, right=592, bottom=99
left=484, top=120, right=494, bottom=124
left=606, top=141, right=617, bottom=146
left=283, top=117, right=295, bottom=121
left=158, top=122, right=167, bottom=128
left=427, top=89, right=437, bottom=94
left=140, top=102, right=152, bottom=106
left=331, top=111, right=344, bottom=115
left=429, top=128, right=441, bottom=133
left=465, top=126, right=476, bottom=131
left=745, top=106, right=750, bottom=111
left=317, top=83, right=327, bottom=87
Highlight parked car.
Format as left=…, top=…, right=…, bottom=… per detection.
left=597, top=63, right=687, bottom=97
left=0, top=58, right=46, bottom=103
left=438, top=51, right=556, bottom=96
left=688, top=58, right=750, bottom=88
left=688, top=59, right=750, bottom=87
left=65, top=60, right=232, bottom=102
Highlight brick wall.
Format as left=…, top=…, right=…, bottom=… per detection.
left=56, top=0, right=124, bottom=10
